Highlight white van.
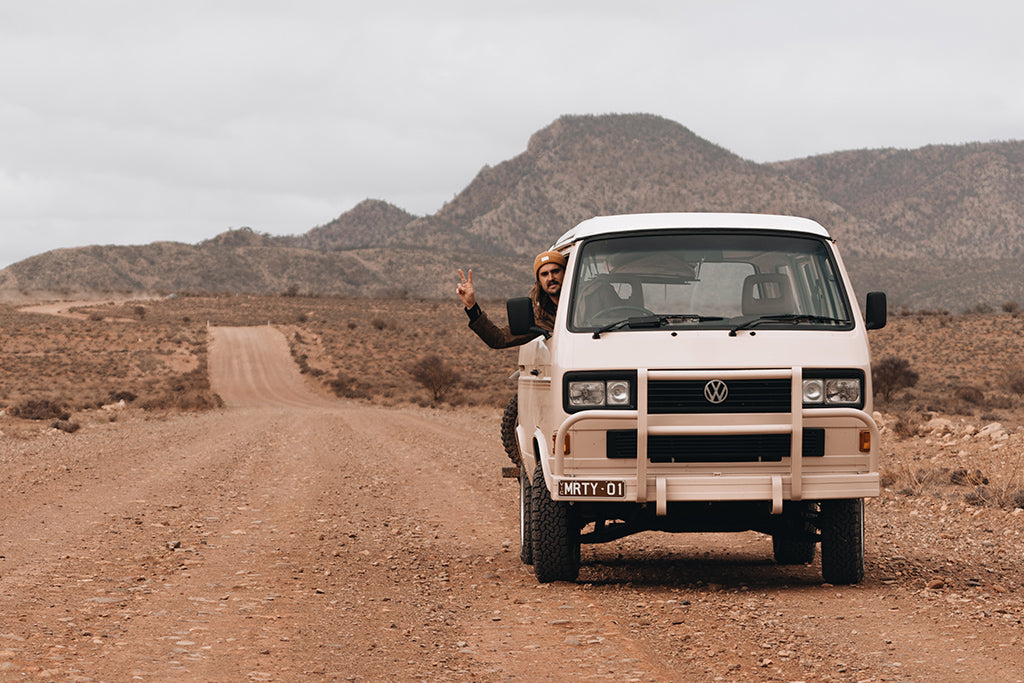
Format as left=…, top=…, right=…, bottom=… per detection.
left=505, top=213, right=887, bottom=584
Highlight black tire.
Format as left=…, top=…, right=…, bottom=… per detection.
left=819, top=498, right=865, bottom=585
left=519, top=468, right=533, bottom=565
left=530, top=465, right=580, bottom=583
left=500, top=394, right=521, bottom=466
left=772, top=504, right=817, bottom=565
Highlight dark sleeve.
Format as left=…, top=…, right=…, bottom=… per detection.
left=466, top=306, right=537, bottom=349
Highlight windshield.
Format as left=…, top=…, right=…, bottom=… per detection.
left=568, top=231, right=852, bottom=332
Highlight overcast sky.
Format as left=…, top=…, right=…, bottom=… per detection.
left=2, top=1, right=1022, bottom=268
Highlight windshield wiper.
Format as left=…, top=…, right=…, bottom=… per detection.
left=729, top=314, right=851, bottom=337
left=662, top=314, right=725, bottom=325
left=592, top=314, right=725, bottom=339
left=592, top=315, right=661, bottom=338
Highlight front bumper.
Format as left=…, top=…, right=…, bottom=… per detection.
left=546, top=368, right=880, bottom=515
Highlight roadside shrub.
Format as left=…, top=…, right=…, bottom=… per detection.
left=137, top=365, right=224, bottom=411
left=873, top=356, right=919, bottom=401
left=409, top=354, right=461, bottom=404
left=950, top=468, right=988, bottom=486
left=1007, top=365, right=1024, bottom=395
left=880, top=463, right=948, bottom=496
left=51, top=419, right=81, bottom=434
left=954, top=385, right=985, bottom=405
left=1002, top=301, right=1019, bottom=313
left=890, top=411, right=923, bottom=439
left=329, top=372, right=372, bottom=399
left=11, top=399, right=70, bottom=421
left=966, top=302, right=994, bottom=315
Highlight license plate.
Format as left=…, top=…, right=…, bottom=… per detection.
left=557, top=480, right=625, bottom=498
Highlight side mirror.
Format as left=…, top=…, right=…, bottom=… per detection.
left=507, top=297, right=548, bottom=338
left=864, top=291, right=887, bottom=330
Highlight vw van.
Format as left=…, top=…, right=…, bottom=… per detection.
left=505, top=213, right=887, bottom=584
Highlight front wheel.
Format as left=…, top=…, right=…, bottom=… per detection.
left=500, top=394, right=521, bottom=466
left=819, top=498, right=865, bottom=585
left=530, top=466, right=580, bottom=583
left=519, top=467, right=533, bottom=565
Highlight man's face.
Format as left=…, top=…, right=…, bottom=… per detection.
left=537, top=263, right=564, bottom=299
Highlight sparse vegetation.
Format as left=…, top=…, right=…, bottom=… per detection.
left=954, top=385, right=985, bottom=405
left=408, top=354, right=461, bottom=405
left=872, top=355, right=920, bottom=402
left=10, top=398, right=70, bottom=421
left=4, top=295, right=1022, bottom=515
left=1007, top=365, right=1024, bottom=395
left=328, top=372, right=372, bottom=400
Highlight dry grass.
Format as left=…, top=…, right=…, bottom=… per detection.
left=0, top=299, right=217, bottom=417
left=0, top=294, right=519, bottom=420
left=3, top=294, right=1023, bottom=509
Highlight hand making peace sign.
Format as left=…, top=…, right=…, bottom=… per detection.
left=456, top=268, right=476, bottom=309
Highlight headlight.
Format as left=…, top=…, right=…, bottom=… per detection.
left=803, top=374, right=863, bottom=407
left=607, top=380, right=631, bottom=406
left=825, top=378, right=861, bottom=405
left=802, top=379, right=824, bottom=404
left=568, top=380, right=606, bottom=408
left=565, top=373, right=636, bottom=411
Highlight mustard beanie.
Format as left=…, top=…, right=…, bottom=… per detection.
left=533, top=251, right=567, bottom=279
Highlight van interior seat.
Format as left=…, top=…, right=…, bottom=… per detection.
left=742, top=273, right=796, bottom=316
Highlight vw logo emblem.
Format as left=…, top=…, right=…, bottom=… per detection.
left=704, top=379, right=728, bottom=404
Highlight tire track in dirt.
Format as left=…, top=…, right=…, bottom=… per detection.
left=4, top=325, right=1024, bottom=681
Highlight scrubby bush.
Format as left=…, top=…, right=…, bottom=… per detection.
left=137, top=365, right=224, bottom=411
left=409, top=354, right=461, bottom=404
left=329, top=372, right=372, bottom=399
left=11, top=399, right=70, bottom=421
left=873, top=356, right=919, bottom=401
left=1007, top=365, right=1024, bottom=395
left=51, top=419, right=81, bottom=434
left=890, top=411, right=923, bottom=438
left=954, top=385, right=985, bottom=405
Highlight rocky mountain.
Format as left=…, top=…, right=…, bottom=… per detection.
left=772, top=142, right=1024, bottom=259
left=2, top=113, right=1022, bottom=310
left=281, top=200, right=418, bottom=252
left=388, top=114, right=885, bottom=259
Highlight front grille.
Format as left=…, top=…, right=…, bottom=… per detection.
left=648, top=379, right=790, bottom=414
left=606, top=428, right=825, bottom=462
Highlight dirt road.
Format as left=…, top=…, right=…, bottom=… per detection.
left=2, top=326, right=1024, bottom=681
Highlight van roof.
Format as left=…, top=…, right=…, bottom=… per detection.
left=552, top=212, right=832, bottom=249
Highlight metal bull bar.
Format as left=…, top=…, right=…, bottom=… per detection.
left=552, top=367, right=880, bottom=515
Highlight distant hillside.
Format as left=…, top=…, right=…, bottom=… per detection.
left=282, top=199, right=418, bottom=251
left=2, top=113, right=1023, bottom=309
left=772, top=142, right=1024, bottom=258
left=773, top=142, right=1024, bottom=309
left=393, top=114, right=885, bottom=259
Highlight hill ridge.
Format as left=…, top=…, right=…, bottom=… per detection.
left=3, top=113, right=1023, bottom=310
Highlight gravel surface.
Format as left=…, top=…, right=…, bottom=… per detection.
left=2, top=326, right=1023, bottom=681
